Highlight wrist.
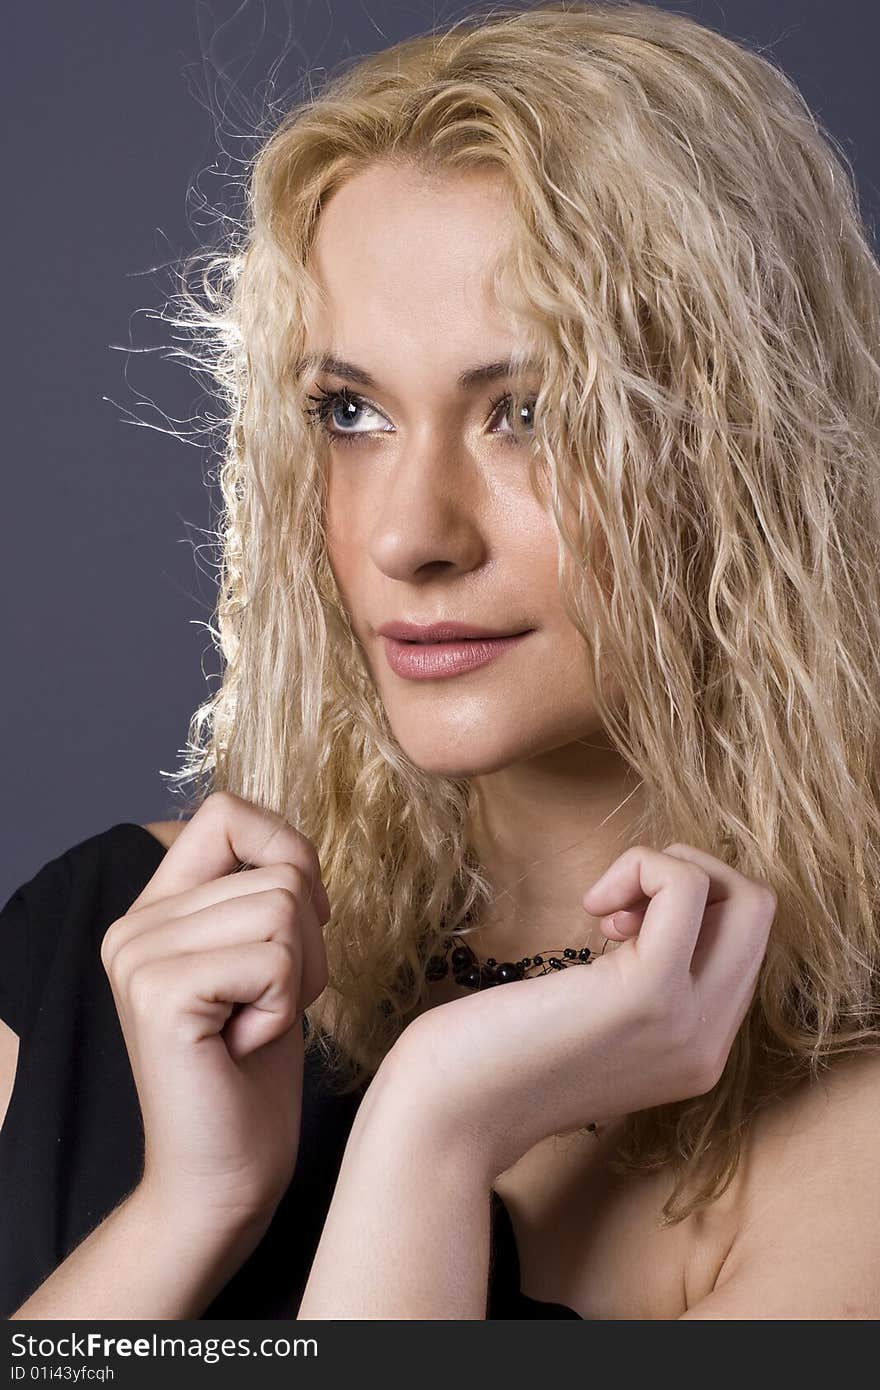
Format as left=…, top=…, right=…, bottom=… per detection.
left=360, top=1031, right=497, bottom=1186
left=128, top=1178, right=276, bottom=1253
left=298, top=1036, right=492, bottom=1319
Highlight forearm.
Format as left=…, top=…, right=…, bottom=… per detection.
left=11, top=1184, right=271, bottom=1320
left=297, top=1073, right=492, bottom=1319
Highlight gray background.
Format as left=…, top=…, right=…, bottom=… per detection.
left=2, top=0, right=878, bottom=903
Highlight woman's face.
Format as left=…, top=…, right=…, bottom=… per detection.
left=305, top=161, right=606, bottom=778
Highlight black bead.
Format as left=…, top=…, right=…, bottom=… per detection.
left=461, top=966, right=482, bottom=989
left=425, top=955, right=449, bottom=981
left=450, top=945, right=475, bottom=972
left=563, top=948, right=577, bottom=959
left=486, top=957, right=497, bottom=967
left=520, top=957, right=532, bottom=968
left=549, top=957, right=564, bottom=969
left=479, top=963, right=498, bottom=987
left=578, top=947, right=592, bottom=961
left=495, top=961, right=524, bottom=984
left=533, top=954, right=544, bottom=965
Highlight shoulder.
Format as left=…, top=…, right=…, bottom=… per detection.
left=704, top=1051, right=880, bottom=1316
left=140, top=821, right=187, bottom=851
left=743, top=1049, right=880, bottom=1174
left=0, top=822, right=174, bottom=1038
left=737, top=1050, right=880, bottom=1226
left=1, top=822, right=176, bottom=1126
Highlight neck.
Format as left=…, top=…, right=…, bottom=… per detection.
left=455, top=733, right=644, bottom=970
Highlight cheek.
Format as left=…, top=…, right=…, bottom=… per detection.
left=324, top=475, right=361, bottom=582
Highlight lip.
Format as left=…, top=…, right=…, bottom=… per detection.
left=380, top=630, right=533, bottom=680
left=377, top=620, right=530, bottom=642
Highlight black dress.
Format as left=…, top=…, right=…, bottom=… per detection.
left=0, top=822, right=583, bottom=1320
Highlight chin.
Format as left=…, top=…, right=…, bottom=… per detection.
left=381, top=695, right=590, bottom=778
left=406, top=754, right=508, bottom=779
left=393, top=734, right=542, bottom=780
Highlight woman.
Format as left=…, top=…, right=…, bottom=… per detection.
left=3, top=1, right=880, bottom=1320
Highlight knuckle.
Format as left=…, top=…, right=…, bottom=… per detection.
left=683, top=863, right=711, bottom=890
left=126, top=960, right=166, bottom=1015
left=107, top=936, right=135, bottom=984
left=277, top=1000, right=302, bottom=1034
left=104, top=932, right=142, bottom=988
left=267, top=936, right=298, bottom=978
left=271, top=861, right=307, bottom=898
left=100, top=919, right=122, bottom=970
left=290, top=833, right=322, bottom=887
left=661, top=845, right=710, bottom=885
left=255, top=801, right=319, bottom=864
left=265, top=885, right=300, bottom=919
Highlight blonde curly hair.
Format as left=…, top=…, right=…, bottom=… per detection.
left=159, top=1, right=880, bottom=1223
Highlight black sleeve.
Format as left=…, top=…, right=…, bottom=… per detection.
left=0, top=824, right=167, bottom=1319
left=0, top=824, right=171, bottom=1046
left=0, top=846, right=73, bottom=1041
left=0, top=886, right=27, bottom=1037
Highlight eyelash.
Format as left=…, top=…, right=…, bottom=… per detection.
left=302, top=383, right=535, bottom=448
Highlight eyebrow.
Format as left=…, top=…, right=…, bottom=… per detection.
left=296, top=352, right=541, bottom=391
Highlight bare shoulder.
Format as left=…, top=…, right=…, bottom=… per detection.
left=712, top=1049, right=880, bottom=1307
left=140, top=821, right=188, bottom=852
left=745, top=1049, right=880, bottom=1166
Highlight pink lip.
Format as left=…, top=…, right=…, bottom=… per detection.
left=381, top=631, right=532, bottom=680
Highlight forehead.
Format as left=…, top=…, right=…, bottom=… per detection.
left=306, top=163, right=518, bottom=358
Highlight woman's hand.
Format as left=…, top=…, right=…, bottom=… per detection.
left=100, top=790, right=331, bottom=1233
left=382, top=842, right=776, bottom=1181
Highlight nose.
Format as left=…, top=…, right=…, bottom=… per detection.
left=368, top=432, right=487, bottom=581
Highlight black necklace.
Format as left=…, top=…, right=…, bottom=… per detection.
left=425, top=923, right=609, bottom=990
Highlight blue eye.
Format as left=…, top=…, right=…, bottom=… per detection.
left=303, top=385, right=391, bottom=445
left=303, top=383, right=389, bottom=442
left=302, top=384, right=536, bottom=447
